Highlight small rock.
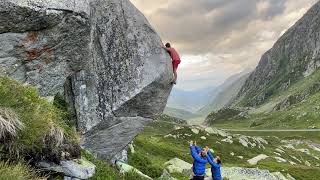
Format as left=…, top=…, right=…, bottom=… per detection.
left=200, top=136, right=206, bottom=140
left=221, top=137, right=233, bottom=144
left=275, top=157, right=287, bottom=163
left=276, top=148, right=285, bottom=154
left=230, top=152, right=235, bottom=156
left=129, top=143, right=135, bottom=154
left=274, top=152, right=281, bottom=156
left=38, top=159, right=96, bottom=179
left=164, top=158, right=192, bottom=174
left=287, top=173, right=295, bottom=180
left=305, top=161, right=311, bottom=166
left=289, top=161, right=296, bottom=165
left=160, top=169, right=177, bottom=180
left=191, top=128, right=199, bottom=134
left=247, top=154, right=269, bottom=165
left=237, top=156, right=244, bottom=159
left=116, top=161, right=152, bottom=180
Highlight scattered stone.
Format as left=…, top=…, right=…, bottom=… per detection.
left=160, top=169, right=177, bottom=180
left=284, top=144, right=295, bottom=149
left=275, top=157, right=287, bottom=163
left=45, top=96, right=55, bottom=103
left=204, top=127, right=229, bottom=137
left=116, top=161, right=152, bottom=180
left=38, top=159, right=95, bottom=179
left=129, top=143, right=135, bottom=154
left=219, top=167, right=287, bottom=180
left=111, top=148, right=128, bottom=164
left=276, top=148, right=285, bottom=154
left=286, top=174, right=295, bottom=180
left=247, top=154, right=269, bottom=165
left=221, top=137, right=233, bottom=144
left=164, top=134, right=177, bottom=139
left=164, top=158, right=192, bottom=174
left=297, top=149, right=311, bottom=155
left=191, top=128, right=199, bottom=134
left=174, top=126, right=182, bottom=130
left=200, top=136, right=207, bottom=140
left=230, top=152, right=235, bottom=156
left=289, top=161, right=296, bottom=165
left=274, top=152, right=281, bottom=156
left=305, top=161, right=311, bottom=166
left=271, top=172, right=288, bottom=180
left=237, top=156, right=244, bottom=159
left=239, top=136, right=250, bottom=147
left=290, top=156, right=301, bottom=163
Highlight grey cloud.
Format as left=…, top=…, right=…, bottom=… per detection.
left=131, top=0, right=317, bottom=90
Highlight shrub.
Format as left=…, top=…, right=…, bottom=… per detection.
left=128, top=152, right=162, bottom=178
left=0, top=77, right=79, bottom=161
left=81, top=150, right=120, bottom=180
left=0, top=161, right=44, bottom=180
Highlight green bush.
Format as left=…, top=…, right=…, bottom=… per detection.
left=81, top=150, right=120, bottom=180
left=0, top=161, right=43, bottom=180
left=128, top=152, right=162, bottom=178
left=0, top=77, right=78, bottom=159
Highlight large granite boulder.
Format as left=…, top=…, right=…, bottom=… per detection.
left=0, top=0, right=172, bottom=159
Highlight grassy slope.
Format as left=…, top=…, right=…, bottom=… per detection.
left=129, top=120, right=320, bottom=180
left=0, top=161, right=44, bottom=180
left=210, top=70, right=320, bottom=130
left=0, top=77, right=78, bottom=156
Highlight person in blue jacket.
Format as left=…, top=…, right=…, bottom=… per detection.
left=205, top=146, right=222, bottom=180
left=189, top=141, right=207, bottom=180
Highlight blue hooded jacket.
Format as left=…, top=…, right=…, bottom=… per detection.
left=190, top=146, right=207, bottom=176
left=207, top=150, right=222, bottom=180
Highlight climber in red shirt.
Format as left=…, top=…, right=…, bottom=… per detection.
left=162, top=42, right=181, bottom=84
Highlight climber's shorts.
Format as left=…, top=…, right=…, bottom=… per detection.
left=172, top=60, right=181, bottom=71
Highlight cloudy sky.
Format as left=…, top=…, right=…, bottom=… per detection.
left=131, top=0, right=318, bottom=91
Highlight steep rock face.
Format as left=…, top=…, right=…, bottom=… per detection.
left=235, top=2, right=320, bottom=107
left=0, top=0, right=172, bottom=159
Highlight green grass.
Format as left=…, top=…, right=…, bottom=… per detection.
left=129, top=119, right=320, bottom=180
left=0, top=161, right=44, bottom=180
left=82, top=150, right=121, bottom=180
left=257, top=160, right=320, bottom=180
left=0, top=77, right=78, bottom=159
left=82, top=150, right=148, bottom=180
left=212, top=90, right=320, bottom=130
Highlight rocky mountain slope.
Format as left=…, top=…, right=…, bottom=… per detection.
left=233, top=1, right=320, bottom=107
left=199, top=71, right=251, bottom=116
left=0, top=0, right=172, bottom=161
left=205, top=1, right=320, bottom=130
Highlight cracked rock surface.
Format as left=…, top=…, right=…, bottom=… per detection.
left=0, top=0, right=172, bottom=159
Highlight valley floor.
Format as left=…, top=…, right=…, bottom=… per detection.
left=128, top=118, right=320, bottom=180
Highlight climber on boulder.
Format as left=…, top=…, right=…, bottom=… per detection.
left=189, top=141, right=207, bottom=180
left=162, top=42, right=181, bottom=84
left=204, top=146, right=222, bottom=180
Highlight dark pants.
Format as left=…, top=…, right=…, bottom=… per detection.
left=191, top=176, right=204, bottom=180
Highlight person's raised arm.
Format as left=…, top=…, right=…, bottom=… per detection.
left=195, top=141, right=202, bottom=154
left=190, top=146, right=207, bottom=163
left=206, top=146, right=215, bottom=160
left=206, top=154, right=219, bottom=168
left=161, top=43, right=170, bottom=52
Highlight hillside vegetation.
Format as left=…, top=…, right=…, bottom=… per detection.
left=129, top=117, right=320, bottom=180
left=206, top=69, right=320, bottom=129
